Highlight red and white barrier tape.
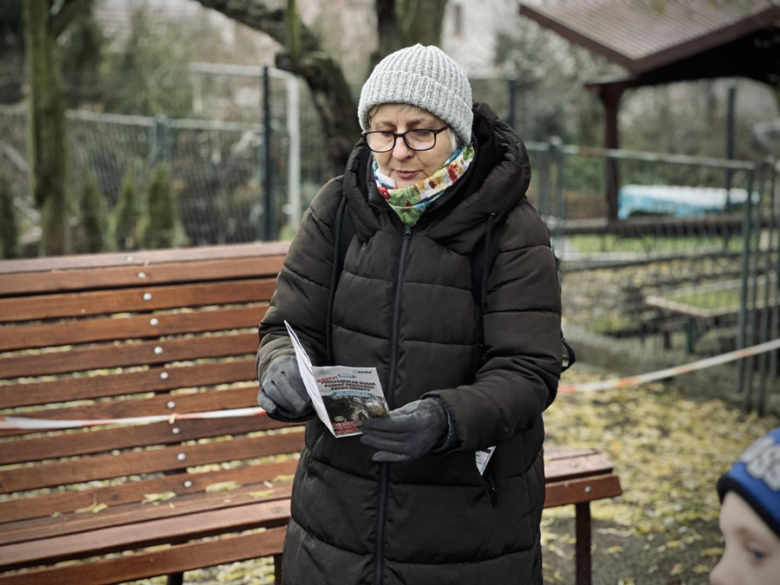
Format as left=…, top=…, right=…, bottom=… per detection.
left=557, top=337, right=780, bottom=394
left=0, top=407, right=268, bottom=430
left=3, top=338, right=780, bottom=431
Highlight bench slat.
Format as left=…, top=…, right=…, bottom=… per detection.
left=545, top=447, right=597, bottom=460
left=1, top=481, right=293, bottom=549
left=544, top=453, right=613, bottom=483
left=0, top=333, right=258, bottom=379
left=0, top=526, right=287, bottom=585
left=0, top=459, right=299, bottom=525
left=0, top=242, right=289, bottom=277
left=0, top=499, right=291, bottom=571
left=0, top=432, right=305, bottom=493
left=0, top=256, right=285, bottom=296
left=0, top=306, right=268, bottom=351
left=544, top=474, right=623, bottom=508
left=0, top=360, right=256, bottom=409
left=1, top=410, right=285, bottom=465
left=0, top=279, right=275, bottom=322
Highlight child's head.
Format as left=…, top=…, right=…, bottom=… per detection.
left=710, top=427, right=780, bottom=585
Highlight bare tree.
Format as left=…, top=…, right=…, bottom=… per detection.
left=193, top=0, right=448, bottom=176
left=23, top=0, right=90, bottom=255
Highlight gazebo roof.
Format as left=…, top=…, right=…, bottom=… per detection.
left=519, top=0, right=780, bottom=86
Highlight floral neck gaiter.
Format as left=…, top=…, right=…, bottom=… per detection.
left=373, top=142, right=475, bottom=227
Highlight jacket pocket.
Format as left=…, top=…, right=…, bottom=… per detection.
left=481, top=472, right=499, bottom=508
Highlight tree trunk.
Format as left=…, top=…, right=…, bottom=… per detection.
left=370, top=0, right=404, bottom=71
left=23, top=0, right=71, bottom=255
left=400, top=0, right=448, bottom=48
left=372, top=0, right=449, bottom=68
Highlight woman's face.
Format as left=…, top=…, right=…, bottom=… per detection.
left=710, top=492, right=780, bottom=585
left=369, top=104, right=455, bottom=189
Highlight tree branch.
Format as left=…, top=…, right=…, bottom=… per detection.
left=286, top=0, right=300, bottom=61
left=51, top=0, right=89, bottom=39
left=193, top=0, right=359, bottom=174
left=194, top=0, right=319, bottom=52
left=371, top=0, right=404, bottom=70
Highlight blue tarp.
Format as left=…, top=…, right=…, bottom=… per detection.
left=618, top=185, right=751, bottom=219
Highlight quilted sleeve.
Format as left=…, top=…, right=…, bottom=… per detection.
left=423, top=202, right=562, bottom=453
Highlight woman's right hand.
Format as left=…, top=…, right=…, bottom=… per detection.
left=258, top=356, right=314, bottom=422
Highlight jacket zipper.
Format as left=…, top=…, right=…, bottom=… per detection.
left=374, top=225, right=412, bottom=585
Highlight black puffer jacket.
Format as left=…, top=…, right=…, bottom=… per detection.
left=257, top=103, right=562, bottom=585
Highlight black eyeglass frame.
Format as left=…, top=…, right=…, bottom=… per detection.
left=361, top=126, right=450, bottom=153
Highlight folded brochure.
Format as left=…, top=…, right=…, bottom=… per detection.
left=285, top=321, right=388, bottom=437
left=284, top=321, right=495, bottom=473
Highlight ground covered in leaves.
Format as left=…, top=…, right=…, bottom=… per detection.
left=540, top=364, right=779, bottom=585
left=126, top=364, right=777, bottom=585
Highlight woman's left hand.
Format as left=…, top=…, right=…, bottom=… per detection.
left=360, top=399, right=449, bottom=463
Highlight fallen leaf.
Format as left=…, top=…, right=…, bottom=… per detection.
left=701, top=547, right=724, bottom=558
left=142, top=492, right=177, bottom=504
left=249, top=489, right=276, bottom=499
left=76, top=500, right=108, bottom=514
left=271, top=474, right=295, bottom=483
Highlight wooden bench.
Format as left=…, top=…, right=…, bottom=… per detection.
left=0, top=243, right=622, bottom=585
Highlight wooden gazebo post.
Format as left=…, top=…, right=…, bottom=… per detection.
left=588, top=81, right=633, bottom=221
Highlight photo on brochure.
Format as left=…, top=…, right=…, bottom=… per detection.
left=284, top=321, right=389, bottom=438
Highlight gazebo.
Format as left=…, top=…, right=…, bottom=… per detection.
left=519, top=0, right=780, bottom=220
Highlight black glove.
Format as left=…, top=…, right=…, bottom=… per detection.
left=258, top=356, right=313, bottom=422
left=359, top=398, right=449, bottom=463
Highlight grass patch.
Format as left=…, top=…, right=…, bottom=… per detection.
left=569, top=234, right=741, bottom=256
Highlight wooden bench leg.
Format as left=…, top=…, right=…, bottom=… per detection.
left=274, top=554, right=283, bottom=584
left=167, top=572, right=184, bottom=585
left=575, top=502, right=592, bottom=585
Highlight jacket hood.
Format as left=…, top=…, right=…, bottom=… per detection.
left=342, top=102, right=532, bottom=254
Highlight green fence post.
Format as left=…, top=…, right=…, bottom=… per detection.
left=738, top=168, right=755, bottom=397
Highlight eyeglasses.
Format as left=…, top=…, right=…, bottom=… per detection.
left=362, top=127, right=449, bottom=153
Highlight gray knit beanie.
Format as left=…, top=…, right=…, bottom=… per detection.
left=358, top=44, right=473, bottom=145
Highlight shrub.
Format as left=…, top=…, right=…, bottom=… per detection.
left=141, top=164, right=179, bottom=249
left=0, top=172, right=19, bottom=259
left=111, top=171, right=141, bottom=251
left=78, top=172, right=107, bottom=253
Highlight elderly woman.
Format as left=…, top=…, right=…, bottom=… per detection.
left=256, top=44, right=561, bottom=585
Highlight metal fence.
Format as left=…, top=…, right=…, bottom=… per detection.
left=0, top=68, right=329, bottom=251
left=527, top=140, right=779, bottom=414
